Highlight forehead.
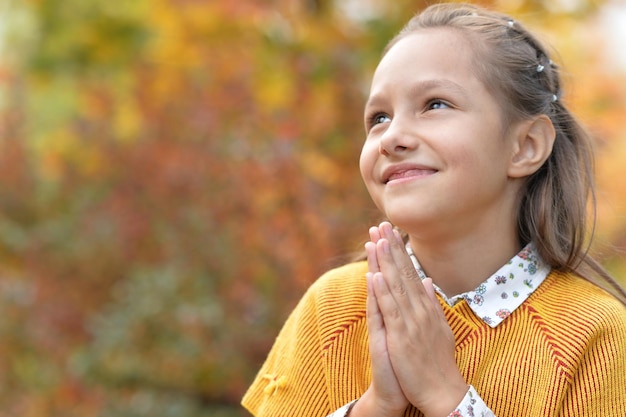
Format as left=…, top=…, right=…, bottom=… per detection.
left=370, top=28, right=484, bottom=96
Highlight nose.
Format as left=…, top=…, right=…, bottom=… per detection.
left=378, top=117, right=415, bottom=156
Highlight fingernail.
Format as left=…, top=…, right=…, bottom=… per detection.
left=373, top=272, right=385, bottom=287
left=382, top=239, right=390, bottom=253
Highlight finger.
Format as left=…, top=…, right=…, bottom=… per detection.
left=366, top=272, right=384, bottom=330
left=370, top=270, right=401, bottom=317
left=378, top=222, right=405, bottom=258
left=422, top=278, right=447, bottom=322
left=367, top=273, right=394, bottom=362
left=371, top=269, right=412, bottom=341
left=369, top=226, right=382, bottom=243
left=366, top=225, right=383, bottom=273
left=422, top=277, right=438, bottom=304
left=366, top=273, right=411, bottom=414
left=365, top=241, right=380, bottom=273
left=377, top=225, right=428, bottom=304
left=381, top=223, right=411, bottom=269
left=375, top=239, right=415, bottom=318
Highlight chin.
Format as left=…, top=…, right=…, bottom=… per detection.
left=385, top=206, right=441, bottom=233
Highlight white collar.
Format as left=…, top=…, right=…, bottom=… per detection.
left=406, top=243, right=551, bottom=328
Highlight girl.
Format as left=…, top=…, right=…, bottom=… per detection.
left=242, top=3, right=626, bottom=417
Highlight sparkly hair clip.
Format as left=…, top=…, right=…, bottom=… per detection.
left=507, top=19, right=515, bottom=28
left=537, top=64, right=545, bottom=73
left=552, top=94, right=558, bottom=102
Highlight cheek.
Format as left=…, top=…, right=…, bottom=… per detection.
left=359, top=141, right=377, bottom=181
left=448, top=140, right=510, bottom=190
left=443, top=139, right=487, bottom=171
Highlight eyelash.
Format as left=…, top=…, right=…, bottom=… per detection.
left=367, top=113, right=391, bottom=128
left=366, top=98, right=450, bottom=130
left=426, top=99, right=450, bottom=110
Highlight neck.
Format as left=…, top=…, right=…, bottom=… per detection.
left=408, top=229, right=521, bottom=297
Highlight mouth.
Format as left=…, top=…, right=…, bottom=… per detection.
left=383, top=166, right=438, bottom=184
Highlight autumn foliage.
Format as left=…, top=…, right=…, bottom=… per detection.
left=0, top=0, right=624, bottom=416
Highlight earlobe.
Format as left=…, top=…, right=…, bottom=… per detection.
left=508, top=115, right=556, bottom=178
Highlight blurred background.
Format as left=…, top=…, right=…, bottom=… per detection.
left=0, top=0, right=624, bottom=416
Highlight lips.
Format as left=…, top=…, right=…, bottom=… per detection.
left=383, top=164, right=437, bottom=184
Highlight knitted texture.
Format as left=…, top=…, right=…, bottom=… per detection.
left=242, top=262, right=626, bottom=417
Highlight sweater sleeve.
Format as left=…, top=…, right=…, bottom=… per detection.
left=561, top=302, right=626, bottom=416
left=241, top=281, right=330, bottom=417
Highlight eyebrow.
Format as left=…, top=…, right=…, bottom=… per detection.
left=365, top=78, right=468, bottom=109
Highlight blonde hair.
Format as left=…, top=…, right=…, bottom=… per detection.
left=380, top=3, right=626, bottom=303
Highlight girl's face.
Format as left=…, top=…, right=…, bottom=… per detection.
left=360, top=28, right=523, bottom=240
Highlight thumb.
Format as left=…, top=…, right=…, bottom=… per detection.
left=422, top=278, right=446, bottom=319
left=421, top=278, right=437, bottom=303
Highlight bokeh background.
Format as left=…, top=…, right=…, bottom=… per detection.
left=0, top=0, right=624, bottom=416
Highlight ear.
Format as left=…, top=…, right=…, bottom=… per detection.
left=507, top=115, right=556, bottom=178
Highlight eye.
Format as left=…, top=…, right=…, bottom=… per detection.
left=426, top=99, right=450, bottom=110
left=367, top=113, right=392, bottom=128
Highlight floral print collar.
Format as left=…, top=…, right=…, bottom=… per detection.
left=406, top=242, right=551, bottom=328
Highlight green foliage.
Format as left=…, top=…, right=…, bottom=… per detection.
left=28, top=0, right=150, bottom=74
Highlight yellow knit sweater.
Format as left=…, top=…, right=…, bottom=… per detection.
left=242, top=261, right=626, bottom=417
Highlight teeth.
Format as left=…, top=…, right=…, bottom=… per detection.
left=387, top=169, right=436, bottom=183
left=390, top=169, right=421, bottom=180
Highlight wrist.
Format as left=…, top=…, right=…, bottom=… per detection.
left=420, top=379, right=469, bottom=417
left=350, top=387, right=407, bottom=417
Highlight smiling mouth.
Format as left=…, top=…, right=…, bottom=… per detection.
left=385, top=169, right=437, bottom=184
